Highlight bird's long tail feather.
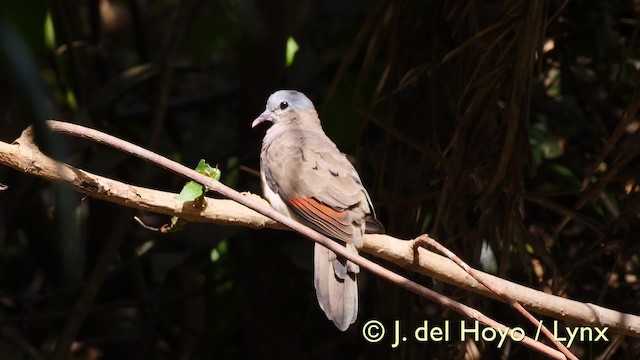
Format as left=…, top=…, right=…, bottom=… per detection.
left=313, top=242, right=359, bottom=331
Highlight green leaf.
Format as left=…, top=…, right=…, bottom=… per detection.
left=210, top=240, right=228, bottom=263
left=44, top=12, right=56, bottom=49
left=195, top=159, right=221, bottom=181
left=175, top=181, right=204, bottom=201
left=285, top=36, right=299, bottom=67
left=65, top=89, right=78, bottom=111
left=175, top=160, right=220, bottom=203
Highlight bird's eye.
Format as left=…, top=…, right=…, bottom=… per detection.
left=279, top=101, right=289, bottom=110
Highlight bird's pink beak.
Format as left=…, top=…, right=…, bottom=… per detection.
left=251, top=111, right=274, bottom=128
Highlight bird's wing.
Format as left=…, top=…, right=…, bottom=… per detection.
left=262, top=128, right=375, bottom=245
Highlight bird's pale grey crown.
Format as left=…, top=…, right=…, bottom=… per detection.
left=251, top=90, right=316, bottom=128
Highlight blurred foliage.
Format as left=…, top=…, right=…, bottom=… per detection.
left=0, top=0, right=639, bottom=359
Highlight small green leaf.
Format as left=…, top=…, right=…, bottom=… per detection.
left=44, top=12, right=56, bottom=49
left=210, top=248, right=220, bottom=262
left=285, top=36, right=299, bottom=67
left=175, top=181, right=204, bottom=201
left=210, top=167, right=221, bottom=181
left=65, top=89, right=78, bottom=111
left=195, top=159, right=212, bottom=173
left=195, top=159, right=221, bottom=180
left=175, top=160, right=220, bottom=202
left=210, top=240, right=228, bottom=263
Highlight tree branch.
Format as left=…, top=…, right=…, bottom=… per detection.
left=0, top=121, right=637, bottom=355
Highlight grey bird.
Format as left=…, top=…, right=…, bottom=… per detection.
left=252, top=90, right=384, bottom=331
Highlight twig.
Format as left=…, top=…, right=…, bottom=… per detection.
left=412, top=235, right=577, bottom=360
left=133, top=216, right=162, bottom=231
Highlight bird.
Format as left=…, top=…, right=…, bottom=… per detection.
left=252, top=90, right=384, bottom=331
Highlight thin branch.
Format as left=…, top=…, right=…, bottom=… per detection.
left=413, top=235, right=577, bottom=360
left=1, top=124, right=639, bottom=340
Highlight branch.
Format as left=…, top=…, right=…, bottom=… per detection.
left=412, top=235, right=576, bottom=359
left=0, top=121, right=634, bottom=354
left=43, top=121, right=571, bottom=358
left=1, top=123, right=568, bottom=358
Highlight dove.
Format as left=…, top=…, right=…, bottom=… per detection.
left=252, top=90, right=384, bottom=331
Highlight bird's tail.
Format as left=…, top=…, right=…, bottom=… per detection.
left=314, top=242, right=359, bottom=331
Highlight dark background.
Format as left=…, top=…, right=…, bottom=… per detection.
left=1, top=0, right=639, bottom=359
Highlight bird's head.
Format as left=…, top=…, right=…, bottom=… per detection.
left=252, top=90, right=319, bottom=128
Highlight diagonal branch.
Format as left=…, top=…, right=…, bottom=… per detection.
left=412, top=235, right=576, bottom=360
left=40, top=121, right=567, bottom=358
left=0, top=121, right=569, bottom=358
left=0, top=122, right=638, bottom=342
left=1, top=121, right=639, bottom=355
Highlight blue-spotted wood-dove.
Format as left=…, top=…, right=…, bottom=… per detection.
left=252, top=90, right=384, bottom=331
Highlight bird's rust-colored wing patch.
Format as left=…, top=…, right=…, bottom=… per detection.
left=290, top=197, right=349, bottom=221
left=288, top=197, right=352, bottom=241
